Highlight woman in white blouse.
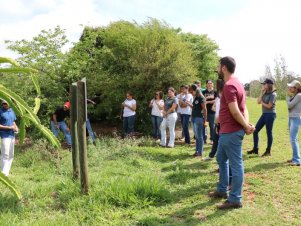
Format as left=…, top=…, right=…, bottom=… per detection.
left=122, top=91, right=136, bottom=136
left=149, top=91, right=164, bottom=140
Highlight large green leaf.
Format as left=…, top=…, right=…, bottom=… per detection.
left=30, top=73, right=41, bottom=97
left=19, top=117, right=26, bottom=145
left=0, top=172, right=22, bottom=200
left=0, top=57, right=20, bottom=67
left=0, top=85, right=60, bottom=148
left=0, top=67, right=38, bottom=74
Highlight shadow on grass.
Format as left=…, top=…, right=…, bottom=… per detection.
left=0, top=194, right=21, bottom=212
left=138, top=199, right=227, bottom=226
left=162, top=161, right=211, bottom=172
left=166, top=171, right=201, bottom=184
left=138, top=150, right=192, bottom=163
left=245, top=162, right=284, bottom=173
left=170, top=183, right=217, bottom=202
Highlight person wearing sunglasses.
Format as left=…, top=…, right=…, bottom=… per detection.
left=0, top=99, right=18, bottom=176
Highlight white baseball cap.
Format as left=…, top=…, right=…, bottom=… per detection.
left=287, top=80, right=301, bottom=88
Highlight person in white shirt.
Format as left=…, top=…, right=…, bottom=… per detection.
left=149, top=91, right=164, bottom=140
left=122, top=92, right=136, bottom=136
left=178, top=85, right=193, bottom=144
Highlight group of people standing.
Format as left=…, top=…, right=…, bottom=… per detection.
left=120, top=56, right=301, bottom=209
left=1, top=56, right=301, bottom=212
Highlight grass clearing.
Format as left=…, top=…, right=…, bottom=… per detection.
left=0, top=98, right=301, bottom=225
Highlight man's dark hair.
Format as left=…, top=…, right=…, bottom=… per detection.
left=220, top=56, right=236, bottom=74
left=191, top=84, right=198, bottom=91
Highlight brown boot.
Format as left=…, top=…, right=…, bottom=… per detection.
left=261, top=149, right=271, bottom=157
left=247, top=148, right=258, bottom=155
left=217, top=200, right=242, bottom=209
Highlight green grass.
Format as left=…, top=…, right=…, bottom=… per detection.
left=1, top=98, right=301, bottom=225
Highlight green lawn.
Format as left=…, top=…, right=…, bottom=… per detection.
left=1, top=98, right=301, bottom=226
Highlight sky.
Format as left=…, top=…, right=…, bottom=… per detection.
left=1, top=0, right=301, bottom=83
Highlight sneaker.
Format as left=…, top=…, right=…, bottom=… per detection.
left=204, top=157, right=213, bottom=161
left=247, top=148, right=258, bottom=155
left=287, top=160, right=293, bottom=163
left=166, top=145, right=174, bottom=148
left=289, top=162, right=301, bottom=166
left=208, top=191, right=228, bottom=199
left=217, top=200, right=242, bottom=209
left=209, top=141, right=214, bottom=145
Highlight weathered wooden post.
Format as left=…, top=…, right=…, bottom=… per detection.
left=70, top=83, right=80, bottom=180
left=77, top=78, right=89, bottom=193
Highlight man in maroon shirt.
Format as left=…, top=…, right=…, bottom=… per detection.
left=208, top=56, right=255, bottom=209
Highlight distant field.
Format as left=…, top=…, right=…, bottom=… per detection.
left=1, top=97, right=300, bottom=226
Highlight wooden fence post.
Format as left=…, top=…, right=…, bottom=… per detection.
left=70, top=83, right=80, bottom=180
left=77, top=78, right=89, bottom=193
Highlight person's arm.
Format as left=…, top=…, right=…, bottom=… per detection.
left=287, top=94, right=301, bottom=109
left=257, top=87, right=265, bottom=104
left=202, top=103, right=207, bottom=122
left=124, top=101, right=136, bottom=111
left=155, top=100, right=164, bottom=110
left=228, top=102, right=254, bottom=135
left=166, top=103, right=177, bottom=114
left=53, top=114, right=59, bottom=129
left=0, top=124, right=14, bottom=130
left=12, top=122, right=18, bottom=132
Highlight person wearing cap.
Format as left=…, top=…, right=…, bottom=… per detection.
left=248, top=78, right=277, bottom=157
left=286, top=80, right=301, bottom=166
left=0, top=99, right=18, bottom=176
left=50, top=101, right=72, bottom=148
left=202, top=80, right=217, bottom=145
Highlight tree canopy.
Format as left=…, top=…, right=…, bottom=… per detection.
left=4, top=19, right=220, bottom=133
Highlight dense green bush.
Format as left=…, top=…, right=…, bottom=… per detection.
left=4, top=19, right=219, bottom=134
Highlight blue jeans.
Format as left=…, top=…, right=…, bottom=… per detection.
left=86, top=119, right=96, bottom=142
left=207, top=113, right=215, bottom=141
left=289, top=117, right=301, bottom=164
left=151, top=115, right=163, bottom=139
left=181, top=114, right=191, bottom=144
left=217, top=130, right=245, bottom=203
left=50, top=121, right=72, bottom=146
left=192, top=117, right=204, bottom=155
left=209, top=123, right=220, bottom=158
left=253, top=113, right=276, bottom=151
left=123, top=115, right=135, bottom=135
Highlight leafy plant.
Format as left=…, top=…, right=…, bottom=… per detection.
left=0, top=172, right=22, bottom=200
left=0, top=56, right=60, bottom=148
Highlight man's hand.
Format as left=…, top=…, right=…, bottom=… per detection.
left=244, top=124, right=255, bottom=135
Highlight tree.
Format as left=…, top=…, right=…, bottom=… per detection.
left=4, top=26, right=69, bottom=120
left=63, top=19, right=211, bottom=132
left=181, top=33, right=219, bottom=85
